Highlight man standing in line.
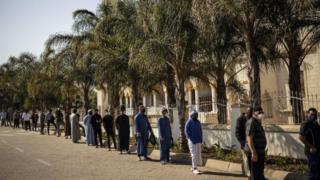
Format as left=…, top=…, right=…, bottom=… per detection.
left=116, top=105, right=130, bottom=154
left=13, top=110, right=20, bottom=129
left=70, top=108, right=81, bottom=143
left=185, top=110, right=203, bottom=175
left=299, top=108, right=320, bottom=180
left=55, top=108, right=64, bottom=137
left=31, top=110, right=39, bottom=131
left=236, top=107, right=253, bottom=179
left=92, top=109, right=104, bottom=148
left=245, top=107, right=267, bottom=180
left=46, top=109, right=57, bottom=135
left=135, top=105, right=154, bottom=161
left=103, top=108, right=117, bottom=151
left=39, top=111, right=46, bottom=134
left=22, top=110, right=31, bottom=131
left=84, top=109, right=95, bottom=146
left=157, top=107, right=172, bottom=165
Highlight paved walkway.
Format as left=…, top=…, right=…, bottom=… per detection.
left=0, top=127, right=246, bottom=180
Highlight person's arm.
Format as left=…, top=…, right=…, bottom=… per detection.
left=299, top=136, right=316, bottom=150
left=147, top=118, right=153, bottom=135
left=299, top=123, right=316, bottom=152
left=157, top=119, right=163, bottom=141
left=247, top=135, right=258, bottom=162
left=246, top=121, right=258, bottom=162
left=184, top=120, right=191, bottom=140
left=235, top=117, right=245, bottom=146
left=135, top=115, right=141, bottom=137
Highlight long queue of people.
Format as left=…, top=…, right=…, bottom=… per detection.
left=4, top=105, right=318, bottom=179
left=0, top=104, right=205, bottom=176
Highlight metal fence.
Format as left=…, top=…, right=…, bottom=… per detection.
left=186, top=91, right=320, bottom=125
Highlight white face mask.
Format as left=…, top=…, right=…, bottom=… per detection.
left=257, top=113, right=265, bottom=120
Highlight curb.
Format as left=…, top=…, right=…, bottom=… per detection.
left=150, top=150, right=307, bottom=180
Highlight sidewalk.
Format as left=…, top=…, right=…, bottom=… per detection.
left=149, top=150, right=308, bottom=180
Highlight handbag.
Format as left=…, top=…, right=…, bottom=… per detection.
left=149, top=133, right=157, bottom=145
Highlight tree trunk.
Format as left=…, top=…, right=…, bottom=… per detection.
left=165, top=70, right=176, bottom=107
left=83, top=86, right=90, bottom=113
left=109, top=86, right=120, bottom=119
left=131, top=77, right=140, bottom=114
left=245, top=37, right=261, bottom=108
left=216, top=70, right=227, bottom=124
left=288, top=61, right=304, bottom=123
left=175, top=74, right=188, bottom=152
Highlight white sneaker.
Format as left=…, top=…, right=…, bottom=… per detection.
left=192, top=169, right=200, bottom=175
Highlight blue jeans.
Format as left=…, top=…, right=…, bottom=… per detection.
left=307, top=154, right=320, bottom=180
left=137, top=135, right=148, bottom=157
left=160, top=142, right=170, bottom=162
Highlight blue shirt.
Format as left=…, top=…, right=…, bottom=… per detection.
left=157, top=116, right=172, bottom=140
left=185, top=118, right=203, bottom=144
left=135, top=112, right=152, bottom=136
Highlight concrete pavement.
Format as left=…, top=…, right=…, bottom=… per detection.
left=0, top=127, right=246, bottom=180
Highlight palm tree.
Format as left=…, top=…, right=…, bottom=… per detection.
left=266, top=0, right=320, bottom=122
left=211, top=0, right=272, bottom=108
left=134, top=0, right=198, bottom=152
left=192, top=7, right=246, bottom=124
left=46, top=9, right=98, bottom=113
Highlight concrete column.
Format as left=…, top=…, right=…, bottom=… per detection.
left=129, top=96, right=132, bottom=108
left=152, top=91, right=157, bottom=107
left=195, top=87, right=199, bottom=111
left=210, top=85, right=217, bottom=113
left=188, top=88, right=192, bottom=106
left=119, top=96, right=122, bottom=106
left=125, top=96, right=129, bottom=109
left=143, top=95, right=147, bottom=106
left=164, top=91, right=168, bottom=107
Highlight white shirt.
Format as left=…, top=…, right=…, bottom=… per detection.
left=22, top=113, right=30, bottom=121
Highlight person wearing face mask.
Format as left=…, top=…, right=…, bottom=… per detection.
left=135, top=105, right=154, bottom=161
left=185, top=110, right=203, bottom=175
left=116, top=105, right=130, bottom=154
left=157, top=107, right=172, bottom=165
left=103, top=108, right=117, bottom=151
left=236, top=107, right=253, bottom=179
left=84, top=109, right=95, bottom=146
left=92, top=109, right=104, bottom=148
left=299, top=108, right=320, bottom=180
left=245, top=106, right=267, bottom=180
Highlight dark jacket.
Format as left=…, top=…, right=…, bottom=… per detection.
left=103, top=114, right=114, bottom=132
left=91, top=113, right=102, bottom=129
left=236, top=113, right=248, bottom=149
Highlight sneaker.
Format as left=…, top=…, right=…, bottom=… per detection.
left=137, top=157, right=142, bottom=161
left=192, top=169, right=200, bottom=175
left=161, top=161, right=166, bottom=165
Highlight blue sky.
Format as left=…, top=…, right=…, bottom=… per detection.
left=0, top=0, right=100, bottom=64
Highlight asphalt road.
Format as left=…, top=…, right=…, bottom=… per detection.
left=0, top=127, right=246, bottom=180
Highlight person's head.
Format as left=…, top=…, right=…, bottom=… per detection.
left=139, top=105, right=146, bottom=114
left=252, top=107, right=264, bottom=121
left=48, top=109, right=52, bottom=113
left=161, top=107, right=168, bottom=117
left=120, top=105, right=126, bottom=113
left=94, top=109, right=99, bottom=114
left=88, top=109, right=93, bottom=115
left=72, top=108, right=77, bottom=114
left=307, top=108, right=318, bottom=121
left=246, top=107, right=253, bottom=119
left=25, top=109, right=28, bottom=113
left=190, top=110, right=198, bottom=121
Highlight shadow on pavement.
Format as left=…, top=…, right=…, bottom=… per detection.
left=284, top=172, right=308, bottom=180
left=200, top=171, right=245, bottom=177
